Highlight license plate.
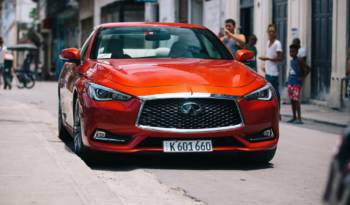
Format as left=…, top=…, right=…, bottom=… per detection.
left=163, top=140, right=213, bottom=153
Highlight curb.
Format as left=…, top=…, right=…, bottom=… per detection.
left=281, top=113, right=347, bottom=128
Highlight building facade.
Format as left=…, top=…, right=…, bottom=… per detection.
left=2, top=0, right=347, bottom=110
left=0, top=0, right=37, bottom=68
left=1, top=0, right=37, bottom=46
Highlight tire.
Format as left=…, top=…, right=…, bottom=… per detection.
left=58, top=102, right=71, bottom=141
left=25, top=75, right=35, bottom=89
left=241, top=148, right=277, bottom=164
left=73, top=100, right=93, bottom=161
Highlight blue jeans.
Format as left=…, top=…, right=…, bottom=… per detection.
left=265, top=74, right=280, bottom=108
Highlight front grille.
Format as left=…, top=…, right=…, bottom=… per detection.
left=137, top=98, right=242, bottom=130
left=137, top=137, right=244, bottom=148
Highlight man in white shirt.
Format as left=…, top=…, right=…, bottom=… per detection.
left=259, top=24, right=284, bottom=107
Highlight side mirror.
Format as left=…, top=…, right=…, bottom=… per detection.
left=60, top=48, right=80, bottom=64
left=234, top=49, right=255, bottom=62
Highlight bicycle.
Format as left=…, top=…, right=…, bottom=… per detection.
left=15, top=70, right=35, bottom=89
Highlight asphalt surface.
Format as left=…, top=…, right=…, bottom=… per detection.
left=0, top=82, right=342, bottom=205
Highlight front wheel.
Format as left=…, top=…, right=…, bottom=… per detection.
left=73, top=100, right=92, bottom=161
left=58, top=102, right=71, bottom=141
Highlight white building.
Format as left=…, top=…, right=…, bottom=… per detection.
left=1, top=0, right=37, bottom=46
left=0, top=0, right=37, bottom=71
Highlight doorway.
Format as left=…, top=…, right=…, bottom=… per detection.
left=272, top=0, right=288, bottom=90
left=311, top=0, right=333, bottom=100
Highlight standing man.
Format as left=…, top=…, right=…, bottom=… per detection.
left=0, top=37, right=5, bottom=88
left=259, top=24, right=284, bottom=107
left=220, top=19, right=246, bottom=57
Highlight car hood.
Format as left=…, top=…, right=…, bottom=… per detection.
left=93, top=58, right=259, bottom=88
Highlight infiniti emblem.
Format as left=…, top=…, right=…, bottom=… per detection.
left=180, top=102, right=202, bottom=116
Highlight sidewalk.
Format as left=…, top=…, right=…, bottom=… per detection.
left=280, top=103, right=350, bottom=127
left=0, top=99, right=123, bottom=205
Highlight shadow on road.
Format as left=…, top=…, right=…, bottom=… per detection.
left=59, top=136, right=274, bottom=172
left=90, top=153, right=274, bottom=172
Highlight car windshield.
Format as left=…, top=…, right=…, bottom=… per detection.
left=90, top=26, right=233, bottom=60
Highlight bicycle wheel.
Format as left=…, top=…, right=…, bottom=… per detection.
left=25, top=74, right=35, bottom=89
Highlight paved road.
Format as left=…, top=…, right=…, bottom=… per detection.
left=0, top=82, right=342, bottom=205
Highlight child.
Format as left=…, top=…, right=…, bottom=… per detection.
left=287, top=44, right=304, bottom=124
left=245, top=34, right=258, bottom=72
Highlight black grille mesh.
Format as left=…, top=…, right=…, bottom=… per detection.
left=138, top=98, right=242, bottom=129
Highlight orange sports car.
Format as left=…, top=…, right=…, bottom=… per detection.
left=58, top=22, right=279, bottom=163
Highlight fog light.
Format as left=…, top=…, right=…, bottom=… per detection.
left=94, top=130, right=106, bottom=139
left=93, top=130, right=131, bottom=144
left=247, top=128, right=275, bottom=142
left=262, top=129, right=274, bottom=137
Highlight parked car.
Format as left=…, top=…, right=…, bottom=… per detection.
left=58, top=22, right=279, bottom=162
left=323, top=125, right=350, bottom=205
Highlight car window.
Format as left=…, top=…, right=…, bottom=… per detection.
left=90, top=26, right=233, bottom=60
left=80, top=31, right=95, bottom=63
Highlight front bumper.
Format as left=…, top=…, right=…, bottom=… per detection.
left=79, top=92, right=279, bottom=153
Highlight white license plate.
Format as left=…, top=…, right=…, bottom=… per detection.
left=163, top=140, right=213, bottom=153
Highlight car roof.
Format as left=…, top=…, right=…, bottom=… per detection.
left=98, top=22, right=207, bottom=30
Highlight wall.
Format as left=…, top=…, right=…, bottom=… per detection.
left=145, top=2, right=158, bottom=22
left=16, top=0, right=36, bottom=24
left=79, top=0, right=94, bottom=45
left=1, top=0, right=16, bottom=45
left=329, top=0, right=348, bottom=108
left=203, top=0, right=221, bottom=34
left=253, top=0, right=272, bottom=75
left=224, top=0, right=240, bottom=29
left=93, top=0, right=117, bottom=26
left=159, top=0, right=176, bottom=22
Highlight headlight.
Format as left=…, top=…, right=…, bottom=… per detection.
left=86, top=82, right=132, bottom=101
left=244, top=84, right=274, bottom=101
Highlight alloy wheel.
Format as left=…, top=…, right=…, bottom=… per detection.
left=73, top=101, right=83, bottom=154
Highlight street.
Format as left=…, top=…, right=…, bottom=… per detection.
left=0, top=82, right=342, bottom=205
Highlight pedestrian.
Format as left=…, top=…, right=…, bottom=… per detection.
left=287, top=44, right=310, bottom=124
left=220, top=19, right=246, bottom=57
left=245, top=34, right=258, bottom=72
left=3, top=53, right=14, bottom=90
left=0, top=37, right=5, bottom=88
left=292, top=38, right=307, bottom=61
left=259, top=24, right=283, bottom=107
left=346, top=56, right=350, bottom=98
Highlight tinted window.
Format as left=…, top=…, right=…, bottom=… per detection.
left=80, top=31, right=95, bottom=62
left=90, top=26, right=233, bottom=60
